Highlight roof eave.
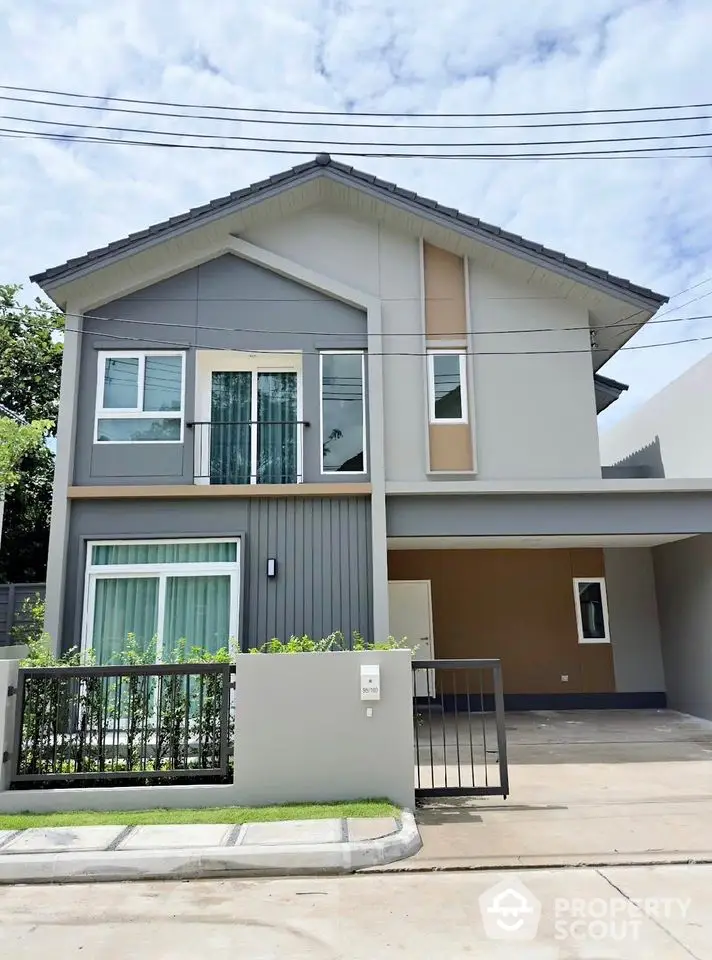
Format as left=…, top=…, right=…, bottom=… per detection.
left=30, top=156, right=668, bottom=313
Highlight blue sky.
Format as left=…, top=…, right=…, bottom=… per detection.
left=1, top=0, right=712, bottom=428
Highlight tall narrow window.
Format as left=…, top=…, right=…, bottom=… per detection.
left=320, top=352, right=366, bottom=474
left=427, top=351, right=467, bottom=423
left=96, top=351, right=184, bottom=442
left=573, top=578, right=611, bottom=644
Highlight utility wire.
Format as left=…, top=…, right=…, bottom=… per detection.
left=56, top=320, right=712, bottom=356
left=5, top=126, right=712, bottom=159
left=6, top=113, right=712, bottom=149
left=2, top=83, right=712, bottom=118
left=3, top=92, right=712, bottom=130
left=25, top=279, right=712, bottom=338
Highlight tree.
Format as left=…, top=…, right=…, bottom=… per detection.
left=0, top=285, right=63, bottom=582
left=0, top=417, right=49, bottom=490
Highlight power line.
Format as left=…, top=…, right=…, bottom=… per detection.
left=2, top=82, right=712, bottom=118
left=26, top=294, right=712, bottom=340
left=6, top=113, right=712, bottom=149
left=5, top=126, right=712, bottom=159
left=57, top=319, right=712, bottom=358
left=3, top=92, right=712, bottom=130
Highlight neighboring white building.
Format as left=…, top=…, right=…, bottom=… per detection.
left=600, top=351, right=712, bottom=478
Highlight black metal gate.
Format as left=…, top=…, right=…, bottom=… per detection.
left=412, top=658, right=509, bottom=798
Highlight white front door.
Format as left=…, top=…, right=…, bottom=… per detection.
left=388, top=580, right=434, bottom=698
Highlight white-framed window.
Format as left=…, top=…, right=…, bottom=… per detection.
left=427, top=350, right=468, bottom=423
left=82, top=538, right=240, bottom=662
left=95, top=351, right=185, bottom=443
left=319, top=350, right=367, bottom=474
left=573, top=577, right=610, bottom=644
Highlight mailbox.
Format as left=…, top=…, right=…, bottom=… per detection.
left=360, top=664, right=381, bottom=701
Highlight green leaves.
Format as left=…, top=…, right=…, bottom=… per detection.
left=0, top=417, right=50, bottom=490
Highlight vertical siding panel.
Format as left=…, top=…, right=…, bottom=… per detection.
left=294, top=497, right=305, bottom=636
left=312, top=498, right=323, bottom=639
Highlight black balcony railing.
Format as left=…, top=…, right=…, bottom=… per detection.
left=188, top=420, right=308, bottom=485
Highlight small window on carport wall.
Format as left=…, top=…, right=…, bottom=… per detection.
left=573, top=578, right=611, bottom=644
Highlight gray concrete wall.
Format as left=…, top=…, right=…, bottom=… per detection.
left=62, top=497, right=373, bottom=655
left=600, top=351, right=712, bottom=478
left=604, top=548, right=665, bottom=694
left=0, top=652, right=415, bottom=811
left=75, top=253, right=368, bottom=485
left=232, top=650, right=414, bottom=808
left=653, top=534, right=712, bottom=720
left=469, top=261, right=601, bottom=480
left=386, top=491, right=712, bottom=538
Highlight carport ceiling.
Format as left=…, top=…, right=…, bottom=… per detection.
left=387, top=534, right=695, bottom=550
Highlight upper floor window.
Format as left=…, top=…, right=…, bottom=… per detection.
left=427, top=350, right=468, bottom=424
left=320, top=351, right=367, bottom=474
left=96, top=351, right=185, bottom=443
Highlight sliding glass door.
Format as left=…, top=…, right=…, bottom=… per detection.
left=209, top=370, right=298, bottom=484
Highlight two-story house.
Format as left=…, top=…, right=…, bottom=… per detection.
left=32, top=154, right=712, bottom=717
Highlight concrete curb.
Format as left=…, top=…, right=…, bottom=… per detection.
left=0, top=811, right=422, bottom=885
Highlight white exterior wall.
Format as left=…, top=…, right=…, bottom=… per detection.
left=246, top=205, right=602, bottom=483
left=600, top=351, right=712, bottom=477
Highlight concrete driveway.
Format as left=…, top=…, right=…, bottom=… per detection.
left=407, top=709, right=712, bottom=869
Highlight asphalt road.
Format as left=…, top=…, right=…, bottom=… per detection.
left=0, top=864, right=710, bottom=958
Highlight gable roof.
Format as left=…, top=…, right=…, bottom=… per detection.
left=30, top=153, right=667, bottom=308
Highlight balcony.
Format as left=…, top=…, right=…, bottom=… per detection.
left=189, top=420, right=308, bottom=485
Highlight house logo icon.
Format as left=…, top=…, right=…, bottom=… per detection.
left=479, top=878, right=542, bottom=940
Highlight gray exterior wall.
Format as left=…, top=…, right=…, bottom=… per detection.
left=653, top=534, right=712, bottom=720
left=603, top=548, right=665, bottom=693
left=75, top=254, right=368, bottom=485
left=0, top=583, right=46, bottom=646
left=232, top=650, right=414, bottom=808
left=62, top=497, right=372, bottom=654
left=386, top=491, right=712, bottom=538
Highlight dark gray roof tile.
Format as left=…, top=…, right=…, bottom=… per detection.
left=30, top=154, right=667, bottom=306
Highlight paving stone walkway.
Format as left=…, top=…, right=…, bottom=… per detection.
left=0, top=817, right=399, bottom=856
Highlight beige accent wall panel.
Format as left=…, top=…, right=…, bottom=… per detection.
left=388, top=548, right=616, bottom=695
left=428, top=424, right=473, bottom=472
left=423, top=242, right=467, bottom=339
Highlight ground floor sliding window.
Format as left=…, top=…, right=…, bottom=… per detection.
left=82, top=539, right=240, bottom=663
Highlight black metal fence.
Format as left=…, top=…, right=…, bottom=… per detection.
left=412, top=659, right=509, bottom=798
left=189, top=420, right=308, bottom=484
left=9, top=663, right=233, bottom=789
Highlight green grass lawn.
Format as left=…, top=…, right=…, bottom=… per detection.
left=0, top=800, right=399, bottom=831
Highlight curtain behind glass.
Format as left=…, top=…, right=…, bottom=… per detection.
left=210, top=372, right=251, bottom=484
left=92, top=577, right=158, bottom=663
left=257, top=372, right=297, bottom=483
left=92, top=542, right=237, bottom=566
left=163, top=575, right=231, bottom=654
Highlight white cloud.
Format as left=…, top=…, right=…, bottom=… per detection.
left=1, top=0, right=712, bottom=425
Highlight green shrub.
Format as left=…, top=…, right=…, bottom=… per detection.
left=249, top=631, right=412, bottom=654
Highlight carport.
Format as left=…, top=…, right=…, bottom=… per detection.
left=401, top=708, right=712, bottom=869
